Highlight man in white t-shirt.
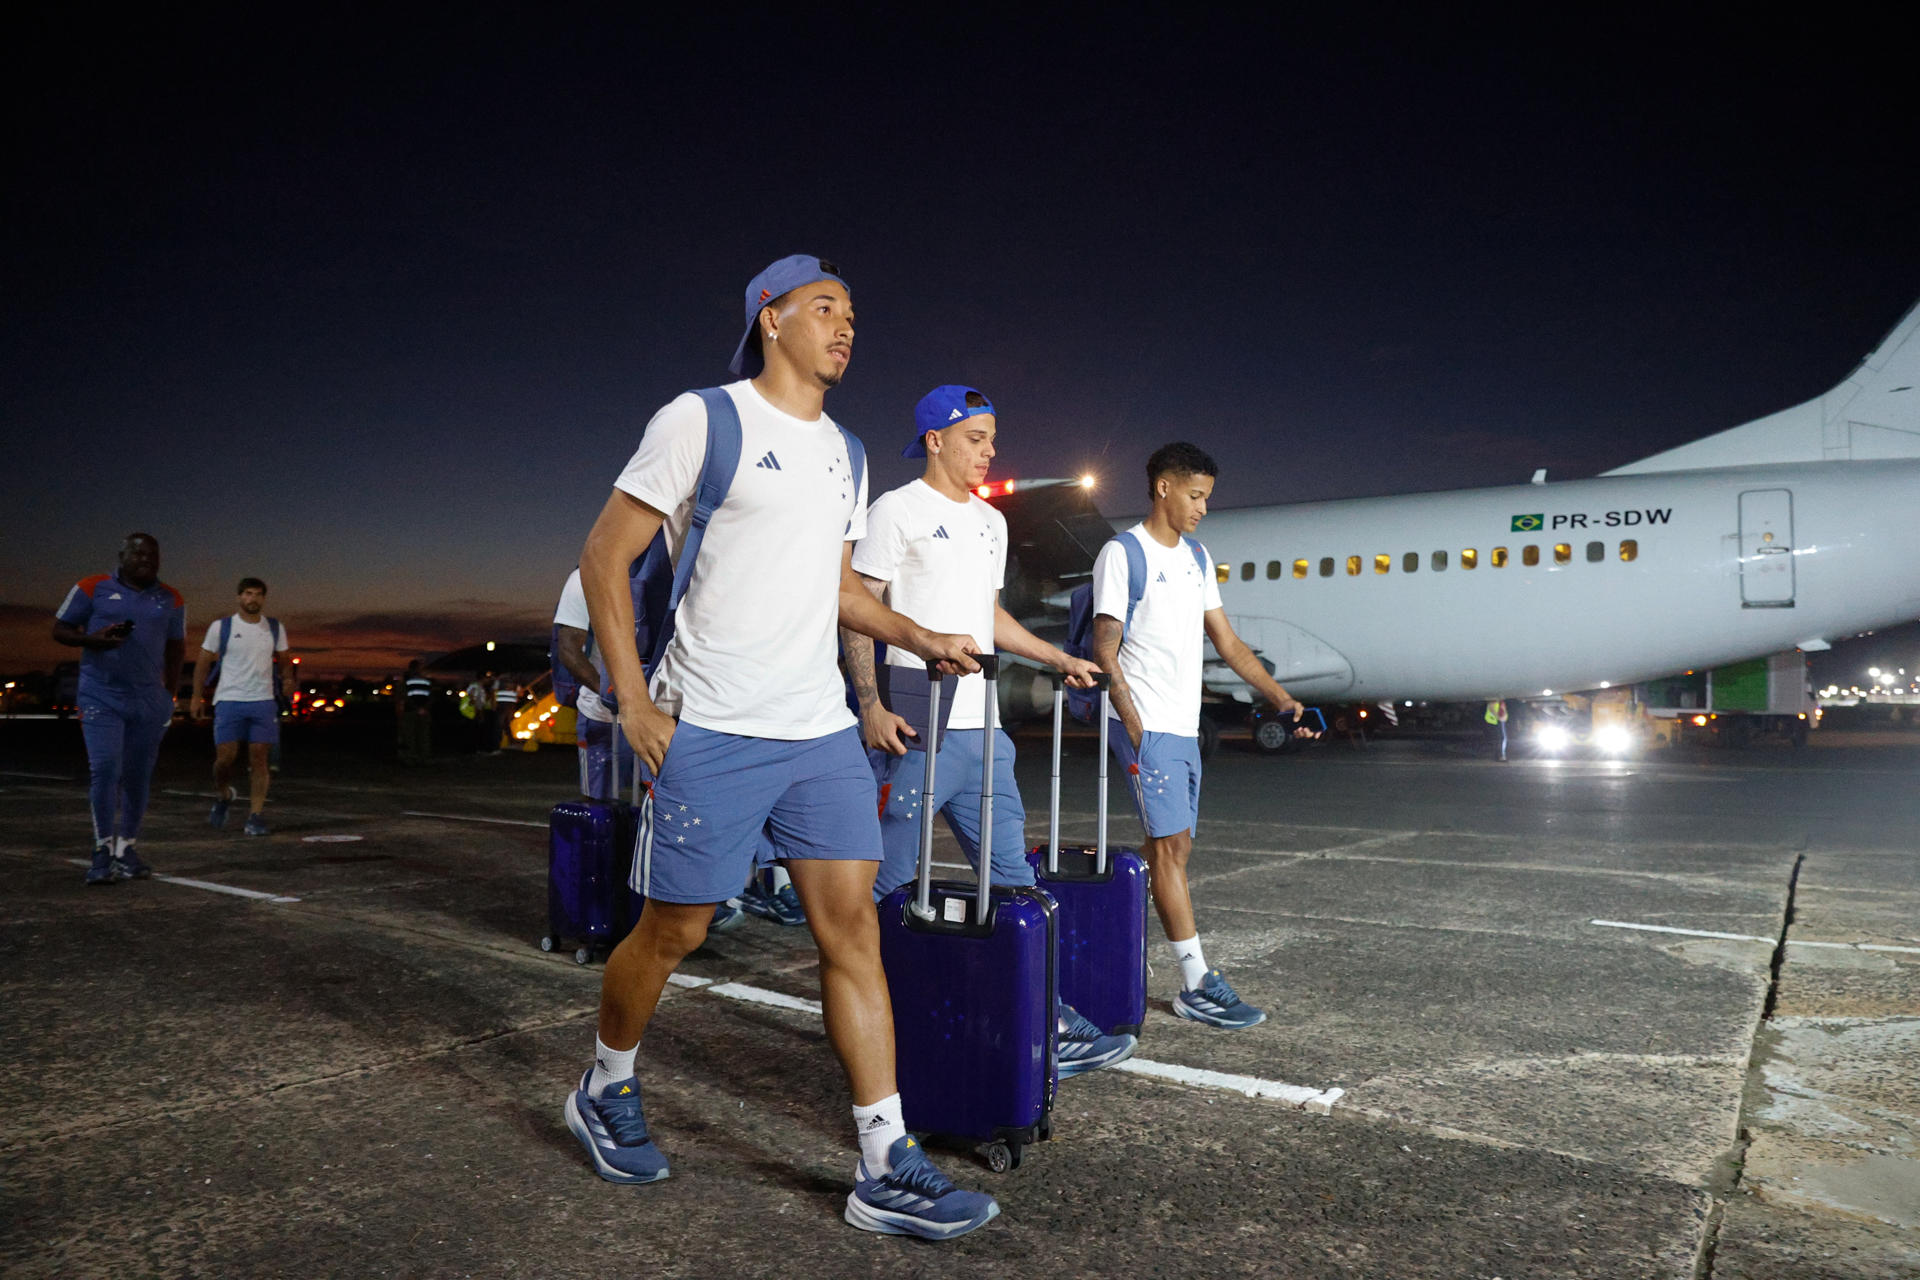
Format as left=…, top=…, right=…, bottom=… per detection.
left=1092, top=443, right=1313, bottom=1031
left=562, top=255, right=998, bottom=1240
left=188, top=577, right=291, bottom=837
left=844, top=384, right=1133, bottom=1078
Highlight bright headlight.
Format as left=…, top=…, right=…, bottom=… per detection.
left=1594, top=725, right=1633, bottom=756
left=1535, top=724, right=1571, bottom=753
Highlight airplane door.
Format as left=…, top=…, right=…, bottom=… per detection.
left=1738, top=488, right=1795, bottom=608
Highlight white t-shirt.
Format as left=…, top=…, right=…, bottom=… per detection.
left=852, top=479, right=1006, bottom=731
left=614, top=380, right=867, bottom=739
left=1091, top=524, right=1221, bottom=737
left=201, top=614, right=289, bottom=704
left=553, top=569, right=612, bottom=724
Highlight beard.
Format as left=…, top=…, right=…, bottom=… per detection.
left=814, top=366, right=843, bottom=390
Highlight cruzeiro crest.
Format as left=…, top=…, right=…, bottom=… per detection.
left=1510, top=513, right=1544, bottom=532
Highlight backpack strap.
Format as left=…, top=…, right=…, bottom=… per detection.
left=1119, top=531, right=1149, bottom=632
left=217, top=615, right=233, bottom=657
left=269, top=617, right=281, bottom=647
left=649, top=388, right=743, bottom=668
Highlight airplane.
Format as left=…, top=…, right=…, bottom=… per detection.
left=989, top=296, right=1920, bottom=737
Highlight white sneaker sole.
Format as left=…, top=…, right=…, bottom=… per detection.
left=844, top=1192, right=999, bottom=1239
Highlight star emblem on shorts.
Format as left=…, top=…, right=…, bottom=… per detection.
left=677, top=804, right=687, bottom=812
left=690, top=817, right=701, bottom=825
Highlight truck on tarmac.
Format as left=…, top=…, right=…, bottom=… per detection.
left=1639, top=651, right=1815, bottom=747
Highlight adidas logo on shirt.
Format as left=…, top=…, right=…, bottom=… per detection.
left=755, top=451, right=782, bottom=471
left=1155, top=571, right=1167, bottom=583
left=932, top=526, right=950, bottom=539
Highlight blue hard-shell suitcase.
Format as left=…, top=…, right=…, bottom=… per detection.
left=1026, top=673, right=1151, bottom=1037
left=543, top=731, right=639, bottom=964
left=877, top=655, right=1058, bottom=1172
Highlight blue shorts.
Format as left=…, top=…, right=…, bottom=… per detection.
left=633, top=724, right=881, bottom=905
left=214, top=699, right=281, bottom=746
left=874, top=728, right=1032, bottom=899
left=1110, top=729, right=1202, bottom=839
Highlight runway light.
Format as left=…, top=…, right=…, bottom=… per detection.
left=486, top=641, right=496, bottom=652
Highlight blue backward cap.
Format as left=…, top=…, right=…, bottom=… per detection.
left=729, top=254, right=849, bottom=378
left=906, top=385, right=995, bottom=458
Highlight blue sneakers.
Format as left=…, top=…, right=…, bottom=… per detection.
left=708, top=899, right=747, bottom=933
left=844, top=1136, right=999, bottom=1239
left=564, top=1070, right=670, bottom=1184
left=1057, top=1002, right=1137, bottom=1078
left=243, top=814, right=270, bottom=837
left=740, top=877, right=807, bottom=926
left=208, top=788, right=235, bottom=829
left=84, top=847, right=120, bottom=886
left=1173, top=969, right=1268, bottom=1030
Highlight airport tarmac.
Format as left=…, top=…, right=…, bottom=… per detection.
left=2, top=719, right=1915, bottom=1279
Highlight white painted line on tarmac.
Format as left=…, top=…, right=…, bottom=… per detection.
left=0, top=769, right=74, bottom=781
left=64, top=859, right=300, bottom=903
left=682, top=978, right=1341, bottom=1110
left=667, top=974, right=712, bottom=989
left=402, top=810, right=548, bottom=829
left=1590, top=919, right=1920, bottom=955
left=705, top=982, right=824, bottom=1014
left=1113, top=1057, right=1345, bottom=1110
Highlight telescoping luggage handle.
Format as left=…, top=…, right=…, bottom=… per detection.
left=911, top=654, right=1000, bottom=928
left=1043, top=669, right=1112, bottom=876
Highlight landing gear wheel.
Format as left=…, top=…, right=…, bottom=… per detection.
left=539, top=935, right=557, bottom=953
left=573, top=946, right=591, bottom=966
left=1253, top=716, right=1296, bottom=754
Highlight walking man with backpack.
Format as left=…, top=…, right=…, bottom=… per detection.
left=1089, top=443, right=1314, bottom=1030
left=190, top=577, right=291, bottom=837
left=842, top=383, right=1135, bottom=1078
left=564, top=255, right=999, bottom=1238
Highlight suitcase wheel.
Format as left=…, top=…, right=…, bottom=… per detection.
left=573, top=946, right=592, bottom=966
left=539, top=935, right=557, bottom=954
left=983, top=1140, right=1022, bottom=1174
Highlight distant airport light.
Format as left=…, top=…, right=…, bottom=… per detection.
left=1869, top=667, right=1881, bottom=677
left=975, top=485, right=992, bottom=498
left=486, top=641, right=497, bottom=652
left=1542, top=688, right=1553, bottom=696
left=1692, top=714, right=1708, bottom=726
left=1003, top=479, right=1016, bottom=495
left=1598, top=681, right=1610, bottom=689
left=1080, top=474, right=1096, bottom=489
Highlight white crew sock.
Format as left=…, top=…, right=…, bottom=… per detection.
left=1170, top=936, right=1209, bottom=991
left=853, top=1094, right=906, bottom=1175
left=769, top=865, right=792, bottom=892
left=588, top=1036, right=638, bottom=1095
left=114, top=837, right=136, bottom=862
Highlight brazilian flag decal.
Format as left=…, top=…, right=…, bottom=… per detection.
left=1510, top=513, right=1544, bottom=532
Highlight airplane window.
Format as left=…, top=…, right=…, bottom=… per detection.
left=1491, top=546, right=1508, bottom=568
left=1461, top=548, right=1477, bottom=569
left=1620, top=539, right=1638, bottom=562
left=1267, top=560, right=1282, bottom=580
left=1346, top=555, right=1362, bottom=576
left=1431, top=550, right=1448, bottom=571
left=1293, top=559, right=1309, bottom=579
left=1586, top=541, right=1604, bottom=562
left=1215, top=563, right=1229, bottom=583
left=1554, top=543, right=1571, bottom=564
left=1241, top=562, right=1254, bottom=581
left=1319, top=557, right=1334, bottom=577
left=1402, top=551, right=1419, bottom=573
left=1522, top=545, right=1540, bottom=567
left=1374, top=554, right=1390, bottom=574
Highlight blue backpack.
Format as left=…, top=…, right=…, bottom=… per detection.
left=204, top=614, right=283, bottom=699
left=553, top=387, right=866, bottom=706
left=1062, top=531, right=1208, bottom=721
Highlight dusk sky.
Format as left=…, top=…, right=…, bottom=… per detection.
left=6, top=10, right=1915, bottom=674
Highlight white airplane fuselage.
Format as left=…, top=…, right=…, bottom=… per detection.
left=1198, top=458, right=1920, bottom=702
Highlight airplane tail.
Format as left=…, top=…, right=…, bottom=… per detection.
left=1605, top=296, right=1920, bottom=475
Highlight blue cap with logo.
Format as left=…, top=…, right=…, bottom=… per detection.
left=729, top=254, right=849, bottom=378
left=905, top=385, right=996, bottom=458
